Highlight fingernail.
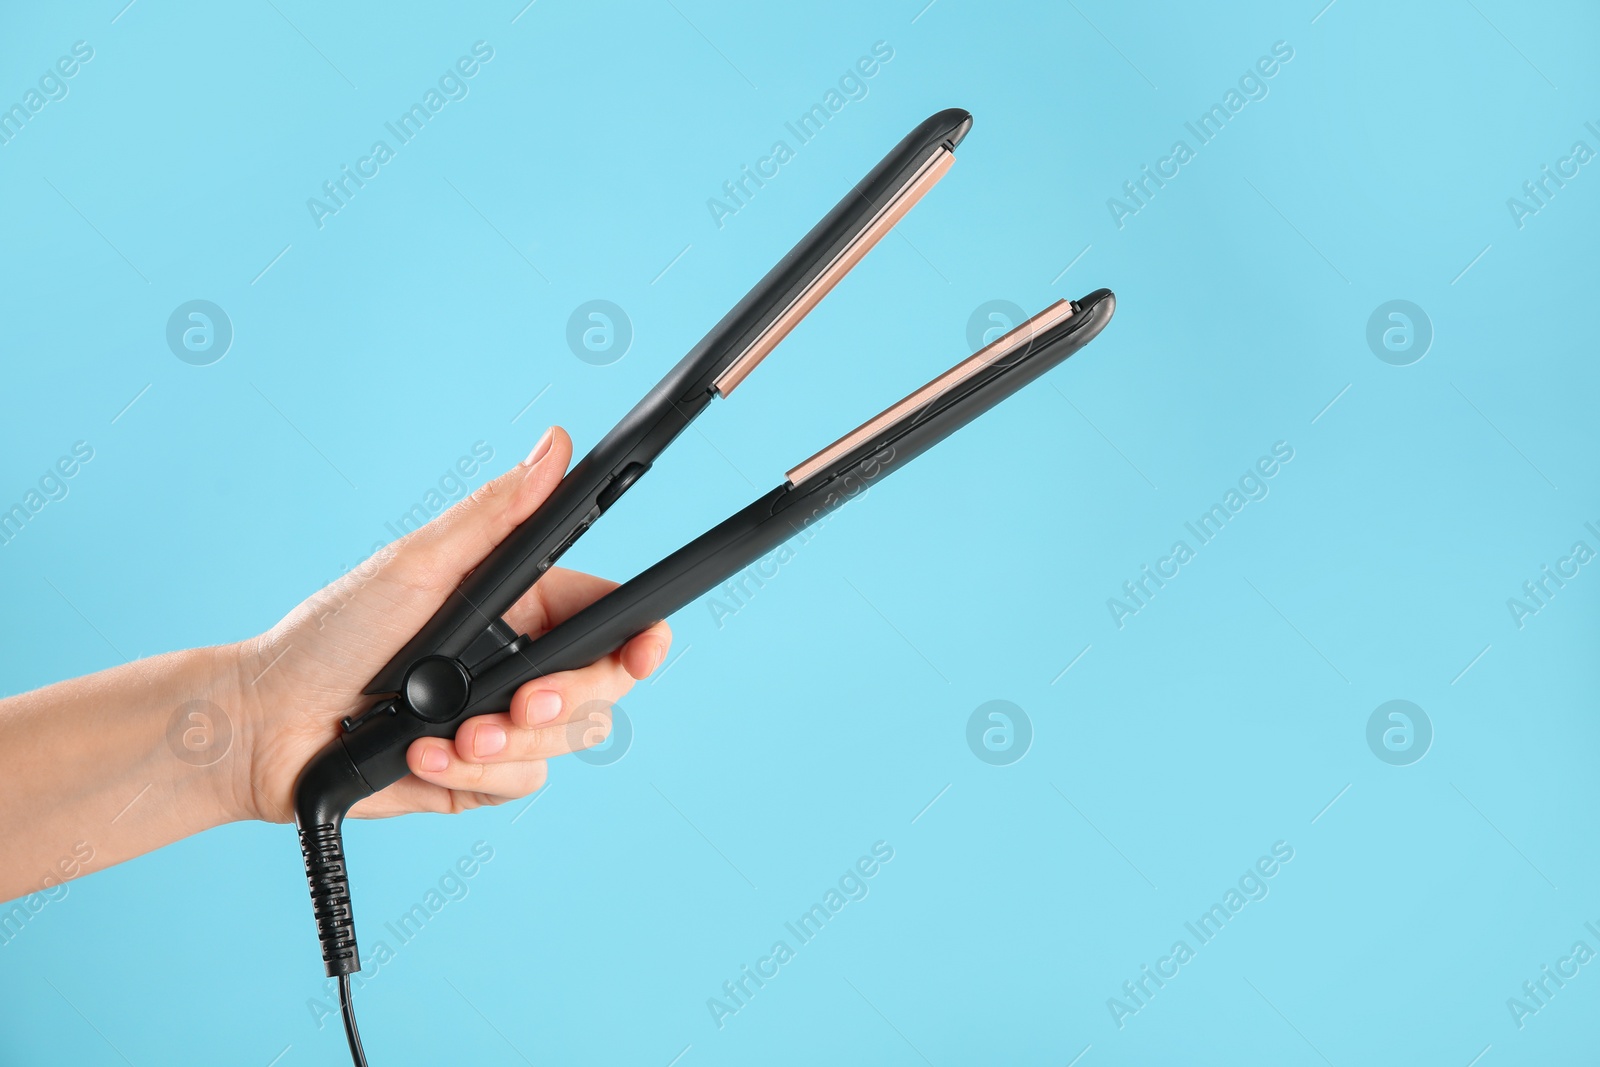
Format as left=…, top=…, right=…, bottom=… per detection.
left=522, top=428, right=554, bottom=467
left=525, top=689, right=562, bottom=725
left=474, top=723, right=507, bottom=758
left=649, top=642, right=668, bottom=674
left=420, top=746, right=449, bottom=773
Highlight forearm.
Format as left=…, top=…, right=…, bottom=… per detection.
left=0, top=644, right=247, bottom=901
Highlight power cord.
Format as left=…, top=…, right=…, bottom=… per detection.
left=295, top=811, right=368, bottom=1065
left=339, top=974, right=370, bottom=1067
left=294, top=731, right=380, bottom=1065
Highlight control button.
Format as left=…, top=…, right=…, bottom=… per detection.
left=343, top=698, right=399, bottom=733
left=549, top=505, right=602, bottom=563
left=402, top=656, right=472, bottom=723
left=461, top=618, right=518, bottom=672
left=596, top=462, right=651, bottom=511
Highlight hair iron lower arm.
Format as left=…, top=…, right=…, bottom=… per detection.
left=463, top=290, right=1115, bottom=713
left=292, top=287, right=1114, bottom=982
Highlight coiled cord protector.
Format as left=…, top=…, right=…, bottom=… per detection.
left=297, top=821, right=358, bottom=973
left=295, top=737, right=380, bottom=1065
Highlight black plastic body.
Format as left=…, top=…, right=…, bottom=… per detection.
left=362, top=108, right=973, bottom=696
left=294, top=288, right=1114, bottom=830
left=290, top=287, right=1111, bottom=975
left=462, top=289, right=1115, bottom=713
left=292, top=109, right=976, bottom=980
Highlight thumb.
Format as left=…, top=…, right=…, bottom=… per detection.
left=390, top=427, right=573, bottom=591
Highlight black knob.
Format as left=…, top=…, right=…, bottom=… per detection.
left=401, top=656, right=471, bottom=723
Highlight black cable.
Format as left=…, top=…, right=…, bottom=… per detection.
left=295, top=766, right=369, bottom=1065
left=339, top=973, right=370, bottom=1067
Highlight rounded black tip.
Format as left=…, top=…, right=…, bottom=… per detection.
left=1077, top=288, right=1115, bottom=319
left=932, top=107, right=974, bottom=149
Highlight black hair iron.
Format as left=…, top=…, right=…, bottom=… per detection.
left=290, top=108, right=1115, bottom=1065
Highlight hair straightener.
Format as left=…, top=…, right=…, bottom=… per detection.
left=291, top=108, right=1115, bottom=1065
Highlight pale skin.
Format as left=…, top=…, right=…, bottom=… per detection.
left=0, top=428, right=670, bottom=902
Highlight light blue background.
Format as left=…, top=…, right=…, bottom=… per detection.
left=2, top=1, right=1598, bottom=1064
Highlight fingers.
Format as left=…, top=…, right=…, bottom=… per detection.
left=387, top=427, right=573, bottom=593
left=504, top=623, right=670, bottom=729
left=618, top=623, right=672, bottom=681
left=365, top=422, right=677, bottom=818
left=501, top=568, right=671, bottom=677
left=348, top=761, right=548, bottom=818
left=372, top=756, right=550, bottom=816
left=446, top=709, right=613, bottom=767
left=502, top=567, right=619, bottom=636
left=400, top=622, right=670, bottom=794
left=405, top=740, right=551, bottom=801
left=503, top=566, right=677, bottom=643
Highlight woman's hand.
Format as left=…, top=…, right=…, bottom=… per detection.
left=0, top=427, right=669, bottom=900
left=227, top=426, right=670, bottom=823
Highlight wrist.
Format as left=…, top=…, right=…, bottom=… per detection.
left=219, top=634, right=328, bottom=826
left=194, top=640, right=268, bottom=826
